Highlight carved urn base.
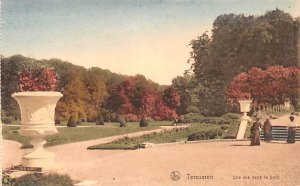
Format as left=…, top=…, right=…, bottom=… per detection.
left=22, top=137, right=55, bottom=169
left=12, top=91, right=63, bottom=170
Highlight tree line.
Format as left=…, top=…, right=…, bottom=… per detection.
left=1, top=55, right=180, bottom=122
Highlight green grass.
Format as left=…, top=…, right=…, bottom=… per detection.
left=88, top=122, right=239, bottom=150
left=2, top=123, right=159, bottom=147
left=3, top=118, right=242, bottom=150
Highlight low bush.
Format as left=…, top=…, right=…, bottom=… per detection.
left=139, top=117, right=148, bottom=127
left=206, top=130, right=223, bottom=139
left=222, top=120, right=240, bottom=139
left=183, top=113, right=240, bottom=124
left=96, top=115, right=104, bottom=125
left=118, top=116, right=127, bottom=127
left=222, top=113, right=240, bottom=120
left=2, top=173, right=74, bottom=186
left=1, top=115, right=14, bottom=124
left=54, top=118, right=61, bottom=125
left=76, top=120, right=82, bottom=125
left=67, top=115, right=76, bottom=127
left=183, top=113, right=204, bottom=123
left=103, top=115, right=110, bottom=122
left=221, top=125, right=229, bottom=130
left=2, top=174, right=14, bottom=186
left=86, top=116, right=96, bottom=122
left=11, top=173, right=74, bottom=186
left=187, top=131, right=206, bottom=141
left=187, top=129, right=222, bottom=141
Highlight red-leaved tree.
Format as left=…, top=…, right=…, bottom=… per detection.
left=106, top=75, right=178, bottom=120
left=19, top=67, right=58, bottom=91
left=227, top=66, right=300, bottom=105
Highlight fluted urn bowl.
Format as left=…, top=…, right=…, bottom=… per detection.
left=238, top=99, right=252, bottom=113
left=12, top=91, right=63, bottom=137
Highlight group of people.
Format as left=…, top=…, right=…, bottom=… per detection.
left=250, top=115, right=298, bottom=146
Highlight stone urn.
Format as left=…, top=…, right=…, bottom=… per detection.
left=12, top=91, right=63, bottom=170
left=236, top=99, right=252, bottom=139
left=284, top=100, right=291, bottom=110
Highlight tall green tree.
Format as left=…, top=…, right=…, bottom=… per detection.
left=188, top=9, right=299, bottom=115
left=55, top=70, right=88, bottom=120
left=86, top=68, right=108, bottom=112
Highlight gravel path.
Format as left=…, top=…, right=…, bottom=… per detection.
left=2, top=125, right=188, bottom=170
left=49, top=140, right=300, bottom=186
left=2, top=140, right=23, bottom=169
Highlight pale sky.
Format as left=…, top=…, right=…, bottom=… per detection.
left=2, top=0, right=299, bottom=85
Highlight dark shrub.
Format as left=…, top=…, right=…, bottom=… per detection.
left=103, top=114, right=110, bottom=122
left=139, top=117, right=148, bottom=127
left=96, top=115, right=104, bottom=125
left=86, top=115, right=96, bottom=122
left=184, top=113, right=234, bottom=124
left=221, top=125, right=229, bottom=130
left=222, top=113, right=240, bottom=120
left=55, top=118, right=61, bottom=125
left=76, top=119, right=82, bottom=125
left=1, top=115, right=14, bottom=124
left=183, top=113, right=204, bottom=123
left=118, top=116, right=127, bottom=127
left=2, top=174, right=14, bottom=186
left=13, top=173, right=73, bottom=186
left=187, top=131, right=206, bottom=141
left=187, top=129, right=222, bottom=141
left=67, top=115, right=76, bottom=127
left=206, top=130, right=222, bottom=139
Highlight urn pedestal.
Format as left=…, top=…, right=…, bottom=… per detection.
left=236, top=100, right=252, bottom=140
left=12, top=91, right=63, bottom=170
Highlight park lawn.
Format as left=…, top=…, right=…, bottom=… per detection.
left=2, top=123, right=159, bottom=148
left=88, top=122, right=239, bottom=150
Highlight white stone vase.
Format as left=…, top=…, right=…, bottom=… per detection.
left=236, top=99, right=252, bottom=139
left=12, top=91, right=63, bottom=169
left=284, top=101, right=291, bottom=110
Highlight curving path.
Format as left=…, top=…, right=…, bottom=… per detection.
left=2, top=125, right=188, bottom=171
